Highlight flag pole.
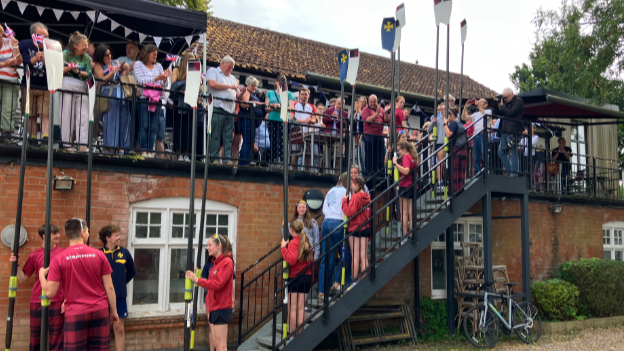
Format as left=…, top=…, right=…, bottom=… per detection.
left=281, top=78, right=290, bottom=342
left=444, top=24, right=450, bottom=203
left=5, top=73, right=30, bottom=351
left=432, top=25, right=440, bottom=197
left=397, top=47, right=401, bottom=101
left=339, top=82, right=345, bottom=175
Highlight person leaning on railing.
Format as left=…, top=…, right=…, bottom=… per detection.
left=361, top=94, right=389, bottom=177
left=61, top=31, right=92, bottom=152
left=492, top=87, right=525, bottom=177
left=443, top=106, right=468, bottom=192
left=134, top=44, right=170, bottom=158
left=93, top=44, right=130, bottom=155
left=0, top=25, right=21, bottom=141
left=19, top=22, right=49, bottom=145
left=264, top=74, right=294, bottom=164
left=238, top=76, right=265, bottom=166
left=462, top=98, right=491, bottom=175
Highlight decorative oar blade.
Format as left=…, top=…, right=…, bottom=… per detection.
left=381, top=17, right=396, bottom=52
left=434, top=0, right=453, bottom=26
left=338, top=49, right=348, bottom=85
left=461, top=19, right=467, bottom=45
left=345, top=49, right=360, bottom=86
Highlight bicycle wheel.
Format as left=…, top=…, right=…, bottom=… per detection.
left=513, top=302, right=542, bottom=344
left=463, top=305, right=500, bottom=349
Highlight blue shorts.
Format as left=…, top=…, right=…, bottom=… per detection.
left=117, top=298, right=128, bottom=319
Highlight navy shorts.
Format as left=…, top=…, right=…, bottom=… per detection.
left=208, top=309, right=233, bottom=325
left=117, top=298, right=128, bottom=319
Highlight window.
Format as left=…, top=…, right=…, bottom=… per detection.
left=603, top=222, right=624, bottom=261
left=431, top=219, right=483, bottom=299
left=128, top=198, right=237, bottom=316
left=570, top=125, right=586, bottom=173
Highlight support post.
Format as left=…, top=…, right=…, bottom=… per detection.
left=482, top=191, right=493, bottom=293
left=413, top=256, right=420, bottom=335
left=281, top=110, right=289, bottom=341
left=339, top=83, right=345, bottom=174
left=445, top=226, right=455, bottom=334
left=444, top=24, right=450, bottom=203
left=86, top=87, right=94, bottom=242
left=459, top=44, right=464, bottom=117
left=520, top=192, right=531, bottom=302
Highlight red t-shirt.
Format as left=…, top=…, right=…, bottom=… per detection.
left=362, top=106, right=384, bottom=136
left=398, top=153, right=417, bottom=188
left=22, top=246, right=65, bottom=304
left=395, top=108, right=405, bottom=132
left=47, top=244, right=113, bottom=317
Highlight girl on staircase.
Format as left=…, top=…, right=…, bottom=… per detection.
left=342, top=175, right=371, bottom=289
left=393, top=140, right=419, bottom=241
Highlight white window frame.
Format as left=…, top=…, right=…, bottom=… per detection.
left=431, top=218, right=483, bottom=300
left=127, top=197, right=237, bottom=317
left=570, top=125, right=587, bottom=173
left=603, top=222, right=624, bottom=261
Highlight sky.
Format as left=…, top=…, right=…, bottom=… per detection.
left=212, top=0, right=563, bottom=95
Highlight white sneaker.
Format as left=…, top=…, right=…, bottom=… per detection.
left=141, top=152, right=153, bottom=158
left=178, top=155, right=184, bottom=161
left=183, top=155, right=191, bottom=162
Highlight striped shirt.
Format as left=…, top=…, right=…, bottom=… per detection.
left=134, top=61, right=164, bottom=93
left=0, top=38, right=18, bottom=81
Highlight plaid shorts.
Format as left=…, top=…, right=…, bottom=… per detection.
left=63, top=308, right=110, bottom=351
left=30, top=302, right=64, bottom=351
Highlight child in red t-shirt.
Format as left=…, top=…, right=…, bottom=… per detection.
left=342, top=175, right=371, bottom=287
left=281, top=219, right=313, bottom=340
left=393, top=140, right=419, bottom=240
left=9, top=224, right=64, bottom=351
left=39, top=219, right=119, bottom=351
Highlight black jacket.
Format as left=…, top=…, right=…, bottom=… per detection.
left=493, top=95, right=525, bottom=134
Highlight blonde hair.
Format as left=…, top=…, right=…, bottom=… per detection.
left=395, top=95, right=405, bottom=103
left=66, top=31, right=88, bottom=55
left=398, top=140, right=419, bottom=164
left=176, top=53, right=195, bottom=82
left=289, top=219, right=313, bottom=263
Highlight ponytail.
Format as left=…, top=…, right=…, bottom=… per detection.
left=398, top=140, right=419, bottom=165
left=209, top=234, right=233, bottom=255
left=289, top=219, right=313, bottom=263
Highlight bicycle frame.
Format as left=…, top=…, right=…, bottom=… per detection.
left=481, top=291, right=530, bottom=331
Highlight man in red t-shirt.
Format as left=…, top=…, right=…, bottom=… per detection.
left=9, top=224, right=65, bottom=351
left=361, top=94, right=390, bottom=176
left=322, top=98, right=349, bottom=133
left=40, top=219, right=119, bottom=351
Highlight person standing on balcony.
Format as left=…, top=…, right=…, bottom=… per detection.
left=239, top=76, right=265, bottom=165
left=293, top=87, right=316, bottom=170
left=361, top=95, right=389, bottom=176
left=186, top=234, right=234, bottom=351
left=19, top=22, right=48, bottom=145
left=391, top=96, right=407, bottom=133
left=265, top=74, right=294, bottom=165
left=342, top=175, right=371, bottom=289
left=493, top=88, right=525, bottom=176
left=208, top=56, right=240, bottom=165
left=393, top=140, right=418, bottom=242
left=116, top=42, right=139, bottom=76
left=9, top=224, right=65, bottom=351
left=444, top=107, right=468, bottom=192
left=462, top=99, right=491, bottom=175
left=428, top=96, right=455, bottom=191
left=99, top=225, right=136, bottom=351
left=280, top=219, right=314, bottom=341
left=552, top=137, right=572, bottom=194
left=0, top=25, right=21, bottom=141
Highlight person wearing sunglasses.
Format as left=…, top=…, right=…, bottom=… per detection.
left=9, top=224, right=65, bottom=351
left=186, top=234, right=234, bottom=351
left=40, top=218, right=119, bottom=350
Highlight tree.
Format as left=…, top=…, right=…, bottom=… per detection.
left=153, top=0, right=213, bottom=14
left=510, top=0, right=624, bottom=166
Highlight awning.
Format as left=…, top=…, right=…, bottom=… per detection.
left=520, top=88, right=624, bottom=121
left=0, top=0, right=207, bottom=59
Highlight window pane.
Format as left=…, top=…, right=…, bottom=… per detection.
left=206, top=226, right=216, bottom=236
left=170, top=249, right=195, bottom=303
left=149, top=226, right=161, bottom=238
left=604, top=251, right=612, bottom=260
left=615, top=230, right=623, bottom=246
left=603, top=229, right=611, bottom=245
left=432, top=250, right=446, bottom=290
left=616, top=251, right=623, bottom=261
left=571, top=127, right=578, bottom=141
left=577, top=126, right=585, bottom=142
left=173, top=213, right=184, bottom=225
left=136, top=226, right=148, bottom=239
left=218, top=215, right=229, bottom=226
left=150, top=213, right=161, bottom=225
left=218, top=227, right=229, bottom=236
left=172, top=226, right=184, bottom=238
left=469, top=224, right=482, bottom=243
left=136, top=212, right=148, bottom=224
left=206, top=214, right=217, bottom=226
left=133, top=249, right=160, bottom=305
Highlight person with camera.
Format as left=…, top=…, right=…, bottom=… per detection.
left=492, top=88, right=524, bottom=176
left=462, top=98, right=491, bottom=174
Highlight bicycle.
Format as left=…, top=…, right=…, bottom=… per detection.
left=463, top=281, right=541, bottom=349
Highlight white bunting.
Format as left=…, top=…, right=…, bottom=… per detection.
left=53, top=9, right=64, bottom=21
left=110, top=20, right=120, bottom=31
left=124, top=27, right=133, bottom=38
left=185, top=35, right=193, bottom=46
left=16, top=2, right=27, bottom=14
left=70, top=11, right=80, bottom=20
left=0, top=0, right=9, bottom=10
left=97, top=13, right=108, bottom=23
left=36, top=6, right=44, bottom=16
left=138, top=33, right=147, bottom=44
left=86, top=11, right=95, bottom=22
left=153, top=36, right=162, bottom=48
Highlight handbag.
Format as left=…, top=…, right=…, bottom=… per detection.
left=119, top=74, right=141, bottom=99
left=97, top=84, right=114, bottom=115
left=548, top=162, right=560, bottom=176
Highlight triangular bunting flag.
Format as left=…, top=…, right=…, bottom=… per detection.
left=86, top=11, right=95, bottom=22
left=110, top=20, right=120, bottom=31
left=124, top=27, right=132, bottom=37
left=0, top=0, right=9, bottom=10
left=153, top=37, right=162, bottom=48
left=138, top=33, right=147, bottom=44
left=16, top=2, right=28, bottom=14
left=53, top=9, right=63, bottom=21
left=97, top=13, right=108, bottom=23
left=185, top=35, right=193, bottom=46
left=70, top=11, right=80, bottom=20
left=36, top=6, right=44, bottom=16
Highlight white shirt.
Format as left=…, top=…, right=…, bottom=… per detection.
left=470, top=109, right=492, bottom=134
left=206, top=66, right=236, bottom=113
left=323, top=186, right=347, bottom=220
left=520, top=135, right=539, bottom=156
left=294, top=101, right=315, bottom=134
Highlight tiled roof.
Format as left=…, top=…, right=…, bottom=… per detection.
left=193, top=17, right=498, bottom=99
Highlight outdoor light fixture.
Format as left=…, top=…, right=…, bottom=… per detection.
left=53, top=173, right=75, bottom=191
left=303, top=189, right=324, bottom=211
left=550, top=204, right=564, bottom=215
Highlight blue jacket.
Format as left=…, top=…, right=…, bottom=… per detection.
left=100, top=246, right=136, bottom=299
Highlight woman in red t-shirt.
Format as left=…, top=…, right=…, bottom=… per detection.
left=342, top=175, right=371, bottom=287
left=281, top=219, right=313, bottom=340
left=393, top=140, right=419, bottom=239
left=393, top=96, right=407, bottom=132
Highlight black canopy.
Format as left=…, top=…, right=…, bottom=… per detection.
left=0, top=0, right=206, bottom=60
left=519, top=89, right=624, bottom=123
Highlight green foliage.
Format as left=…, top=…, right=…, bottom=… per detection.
left=420, top=297, right=449, bottom=341
left=558, top=258, right=624, bottom=317
left=153, top=0, right=213, bottom=14
left=531, top=279, right=579, bottom=321
left=510, top=0, right=624, bottom=167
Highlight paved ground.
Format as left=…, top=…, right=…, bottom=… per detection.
left=361, top=325, right=624, bottom=351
